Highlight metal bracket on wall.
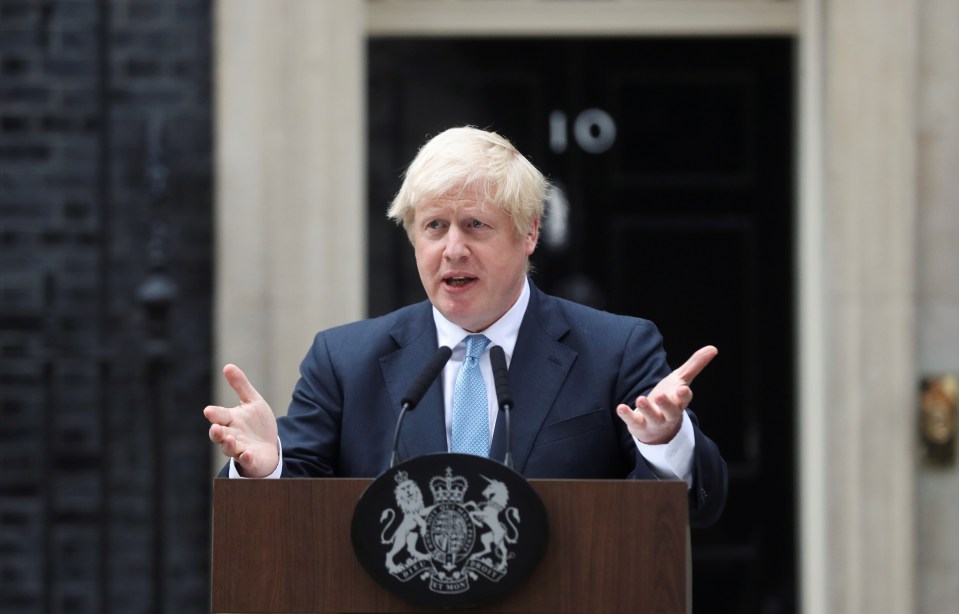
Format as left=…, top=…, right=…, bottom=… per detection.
left=920, top=374, right=958, bottom=467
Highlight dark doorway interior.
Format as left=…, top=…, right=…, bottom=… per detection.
left=368, top=37, right=796, bottom=613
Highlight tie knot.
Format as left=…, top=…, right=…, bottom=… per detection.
left=464, top=334, right=490, bottom=359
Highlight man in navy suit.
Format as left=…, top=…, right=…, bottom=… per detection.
left=204, top=127, right=727, bottom=527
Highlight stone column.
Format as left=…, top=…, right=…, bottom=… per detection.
left=819, top=0, right=918, bottom=611
left=213, top=0, right=366, bottom=415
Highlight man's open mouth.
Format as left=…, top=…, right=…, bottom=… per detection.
left=444, top=276, right=476, bottom=288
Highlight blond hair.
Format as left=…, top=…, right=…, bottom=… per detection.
left=387, top=127, right=548, bottom=239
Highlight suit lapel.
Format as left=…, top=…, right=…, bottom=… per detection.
left=379, top=303, right=448, bottom=461
left=489, top=284, right=577, bottom=472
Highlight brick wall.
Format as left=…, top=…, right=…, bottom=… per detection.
left=1, top=1, right=213, bottom=612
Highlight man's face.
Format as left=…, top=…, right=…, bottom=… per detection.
left=411, top=192, right=538, bottom=333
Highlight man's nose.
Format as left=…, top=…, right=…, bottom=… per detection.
left=443, top=226, right=469, bottom=260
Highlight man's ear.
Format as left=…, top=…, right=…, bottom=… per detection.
left=525, top=218, right=541, bottom=254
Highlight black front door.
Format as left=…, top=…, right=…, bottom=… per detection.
left=368, top=37, right=796, bottom=613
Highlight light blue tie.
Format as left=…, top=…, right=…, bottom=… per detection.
left=450, top=334, right=491, bottom=456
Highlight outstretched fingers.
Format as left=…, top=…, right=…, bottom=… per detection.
left=203, top=404, right=233, bottom=426
left=616, top=403, right=645, bottom=428
left=236, top=449, right=256, bottom=469
left=657, top=385, right=693, bottom=410
left=617, top=395, right=678, bottom=445
left=222, top=363, right=262, bottom=404
left=208, top=423, right=236, bottom=452
left=673, top=345, right=718, bottom=385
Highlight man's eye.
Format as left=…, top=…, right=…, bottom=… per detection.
left=469, top=219, right=486, bottom=229
left=426, top=220, right=443, bottom=230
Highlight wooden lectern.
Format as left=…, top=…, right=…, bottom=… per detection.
left=211, top=478, right=688, bottom=613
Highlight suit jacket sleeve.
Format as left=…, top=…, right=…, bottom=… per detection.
left=617, top=320, right=727, bottom=527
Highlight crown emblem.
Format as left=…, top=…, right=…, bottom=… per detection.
left=394, top=470, right=410, bottom=485
left=430, top=467, right=468, bottom=504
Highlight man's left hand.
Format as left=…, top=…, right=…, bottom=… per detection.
left=616, top=345, right=718, bottom=444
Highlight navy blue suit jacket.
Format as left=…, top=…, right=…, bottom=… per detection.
left=269, top=282, right=727, bottom=527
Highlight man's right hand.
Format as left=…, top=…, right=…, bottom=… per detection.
left=203, top=364, right=280, bottom=478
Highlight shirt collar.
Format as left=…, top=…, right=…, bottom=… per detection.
left=433, top=278, right=530, bottom=360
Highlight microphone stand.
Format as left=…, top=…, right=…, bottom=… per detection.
left=502, top=401, right=514, bottom=470
left=389, top=402, right=412, bottom=469
left=489, top=345, right=515, bottom=471
left=388, top=345, right=452, bottom=470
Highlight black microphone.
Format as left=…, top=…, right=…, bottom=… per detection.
left=489, top=345, right=515, bottom=470
left=389, top=345, right=452, bottom=468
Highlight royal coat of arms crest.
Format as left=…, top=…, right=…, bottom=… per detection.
left=352, top=453, right=548, bottom=609
left=379, top=467, right=521, bottom=593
